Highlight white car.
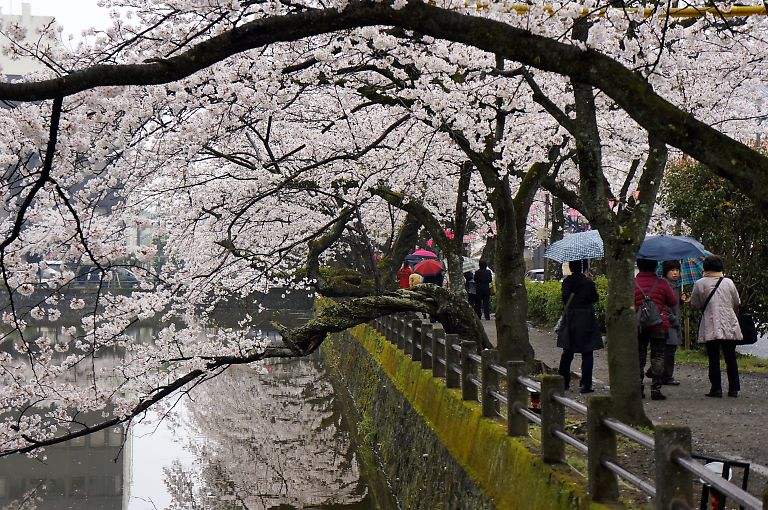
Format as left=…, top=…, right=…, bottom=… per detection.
left=525, top=269, right=545, bottom=282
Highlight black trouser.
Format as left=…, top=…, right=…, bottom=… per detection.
left=705, top=340, right=740, bottom=393
left=638, top=329, right=665, bottom=390
left=474, top=290, right=491, bottom=320
left=663, top=344, right=678, bottom=382
left=558, top=349, right=594, bottom=390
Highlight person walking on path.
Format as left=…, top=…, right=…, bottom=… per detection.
left=635, top=258, right=678, bottom=401
left=660, top=260, right=684, bottom=385
left=690, top=254, right=743, bottom=398
left=557, top=260, right=603, bottom=393
left=473, top=261, right=493, bottom=320
left=396, top=261, right=413, bottom=289
left=463, top=271, right=477, bottom=309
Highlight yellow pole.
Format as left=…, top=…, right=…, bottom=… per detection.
left=463, top=3, right=767, bottom=19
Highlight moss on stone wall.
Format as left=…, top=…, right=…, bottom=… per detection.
left=322, top=322, right=619, bottom=510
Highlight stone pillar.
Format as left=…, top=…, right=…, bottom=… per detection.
left=445, top=334, right=460, bottom=389
left=481, top=349, right=499, bottom=418
left=408, top=319, right=421, bottom=358
left=540, top=374, right=565, bottom=464
left=421, top=323, right=433, bottom=370
left=460, top=341, right=478, bottom=401
left=506, top=361, right=528, bottom=436
left=432, top=329, right=445, bottom=379
left=655, top=425, right=693, bottom=510
left=587, top=396, right=618, bottom=502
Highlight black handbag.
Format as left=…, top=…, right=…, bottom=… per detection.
left=736, top=311, right=758, bottom=345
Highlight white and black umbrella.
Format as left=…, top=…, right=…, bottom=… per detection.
left=544, top=230, right=604, bottom=263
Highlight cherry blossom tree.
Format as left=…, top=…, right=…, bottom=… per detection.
left=0, top=0, right=767, bottom=450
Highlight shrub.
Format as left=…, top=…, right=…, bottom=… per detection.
left=525, top=276, right=608, bottom=331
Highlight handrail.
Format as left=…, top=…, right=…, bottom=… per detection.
left=675, top=454, right=763, bottom=510
left=370, top=314, right=763, bottom=509
left=552, top=393, right=587, bottom=415
left=602, top=459, right=656, bottom=497
left=602, top=417, right=655, bottom=449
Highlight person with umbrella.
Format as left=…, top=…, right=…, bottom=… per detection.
left=690, top=254, right=742, bottom=398
left=658, top=260, right=684, bottom=386
left=396, top=261, right=413, bottom=289
left=634, top=258, right=678, bottom=401
left=473, top=260, right=493, bottom=320
left=557, top=260, right=603, bottom=393
left=414, top=259, right=445, bottom=287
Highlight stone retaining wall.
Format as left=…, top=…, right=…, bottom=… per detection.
left=321, top=323, right=614, bottom=510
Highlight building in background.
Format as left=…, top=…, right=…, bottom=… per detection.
left=0, top=2, right=59, bottom=78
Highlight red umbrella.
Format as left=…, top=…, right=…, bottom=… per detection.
left=412, top=248, right=437, bottom=258
left=414, top=259, right=444, bottom=276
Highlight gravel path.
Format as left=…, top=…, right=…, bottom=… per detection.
left=482, top=320, right=768, bottom=501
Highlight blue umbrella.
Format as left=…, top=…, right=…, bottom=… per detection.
left=544, top=230, right=603, bottom=263
left=637, top=235, right=706, bottom=261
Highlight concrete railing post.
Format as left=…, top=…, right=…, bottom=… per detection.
left=408, top=319, right=421, bottom=358
left=412, top=320, right=423, bottom=362
left=540, top=374, right=566, bottom=464
left=461, top=341, right=478, bottom=401
left=445, top=334, right=460, bottom=388
left=763, top=482, right=768, bottom=509
left=481, top=349, right=500, bottom=418
left=396, top=317, right=406, bottom=350
left=655, top=425, right=693, bottom=510
left=587, top=396, right=618, bottom=503
left=506, top=361, right=528, bottom=436
left=421, top=323, right=433, bottom=370
left=432, top=329, right=445, bottom=379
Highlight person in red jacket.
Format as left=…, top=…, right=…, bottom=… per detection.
left=396, top=261, right=413, bottom=289
left=634, top=258, right=678, bottom=400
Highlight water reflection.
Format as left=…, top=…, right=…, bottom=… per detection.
left=150, top=358, right=380, bottom=509
left=0, top=325, right=393, bottom=510
left=0, top=416, right=129, bottom=510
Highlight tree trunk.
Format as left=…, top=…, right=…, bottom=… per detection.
left=545, top=195, right=564, bottom=281
left=492, top=182, right=534, bottom=365
left=602, top=241, right=650, bottom=426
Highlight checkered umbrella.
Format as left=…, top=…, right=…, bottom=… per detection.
left=544, top=230, right=603, bottom=263
left=655, top=250, right=710, bottom=286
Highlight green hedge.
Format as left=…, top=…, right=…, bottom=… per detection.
left=525, top=276, right=608, bottom=330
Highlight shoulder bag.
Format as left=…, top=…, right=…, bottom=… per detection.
left=736, top=308, right=758, bottom=345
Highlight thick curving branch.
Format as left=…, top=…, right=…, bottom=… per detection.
left=274, top=284, right=490, bottom=354
left=0, top=1, right=764, bottom=212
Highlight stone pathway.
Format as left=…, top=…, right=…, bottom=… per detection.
left=481, top=319, right=768, bottom=498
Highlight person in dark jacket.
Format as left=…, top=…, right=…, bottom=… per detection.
left=473, top=261, right=493, bottom=320
left=463, top=271, right=477, bottom=309
left=557, top=260, right=603, bottom=393
left=661, top=260, right=684, bottom=385
left=634, top=258, right=678, bottom=401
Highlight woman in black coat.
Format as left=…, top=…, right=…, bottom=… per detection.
left=557, top=260, right=604, bottom=393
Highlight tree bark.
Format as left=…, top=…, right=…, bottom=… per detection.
left=275, top=284, right=490, bottom=353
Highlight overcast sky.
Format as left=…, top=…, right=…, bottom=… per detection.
left=1, top=0, right=112, bottom=41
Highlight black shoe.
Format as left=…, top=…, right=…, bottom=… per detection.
left=663, top=378, right=681, bottom=386
left=705, top=390, right=723, bottom=398
left=651, top=390, right=667, bottom=401
left=728, top=391, right=739, bottom=398
left=579, top=387, right=594, bottom=394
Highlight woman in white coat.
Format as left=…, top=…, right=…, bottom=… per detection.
left=690, top=255, right=742, bottom=398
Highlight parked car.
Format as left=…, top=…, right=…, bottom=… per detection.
left=525, top=269, right=545, bottom=282
left=38, top=260, right=63, bottom=283
left=74, top=265, right=142, bottom=289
